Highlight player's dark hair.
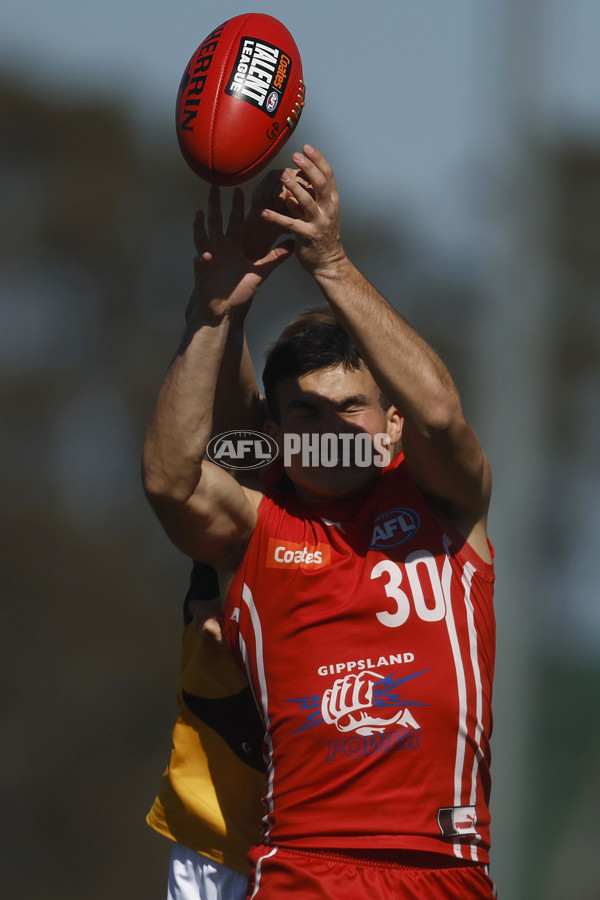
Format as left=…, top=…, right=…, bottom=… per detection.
left=262, top=307, right=389, bottom=422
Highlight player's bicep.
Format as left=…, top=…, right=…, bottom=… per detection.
left=146, top=459, right=261, bottom=562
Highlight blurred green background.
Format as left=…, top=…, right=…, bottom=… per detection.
left=1, top=2, right=599, bottom=898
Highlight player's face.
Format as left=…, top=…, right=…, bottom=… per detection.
left=270, top=364, right=402, bottom=502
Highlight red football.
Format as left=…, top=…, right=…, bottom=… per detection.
left=176, top=13, right=306, bottom=186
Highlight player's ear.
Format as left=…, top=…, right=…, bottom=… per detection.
left=386, top=407, right=403, bottom=444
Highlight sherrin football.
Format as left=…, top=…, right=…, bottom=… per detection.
left=176, top=13, right=305, bottom=185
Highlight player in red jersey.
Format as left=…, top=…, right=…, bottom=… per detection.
left=143, top=145, right=496, bottom=898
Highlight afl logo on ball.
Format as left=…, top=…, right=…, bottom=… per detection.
left=266, top=91, right=279, bottom=112
left=370, top=509, right=420, bottom=549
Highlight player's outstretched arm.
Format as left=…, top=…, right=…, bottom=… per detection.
left=261, top=146, right=491, bottom=550
left=142, top=186, right=292, bottom=563
left=211, top=170, right=297, bottom=435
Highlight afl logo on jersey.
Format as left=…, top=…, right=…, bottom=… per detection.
left=370, top=508, right=420, bottom=549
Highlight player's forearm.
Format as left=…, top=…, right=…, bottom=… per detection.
left=268, top=146, right=464, bottom=435
left=142, top=314, right=233, bottom=503
left=212, top=314, right=264, bottom=436
left=313, top=256, right=463, bottom=435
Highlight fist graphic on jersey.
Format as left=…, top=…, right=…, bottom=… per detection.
left=321, top=670, right=419, bottom=736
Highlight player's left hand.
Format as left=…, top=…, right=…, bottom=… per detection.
left=260, top=145, right=347, bottom=278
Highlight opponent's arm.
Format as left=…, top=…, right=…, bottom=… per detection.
left=261, top=146, right=491, bottom=544
left=142, top=186, right=292, bottom=563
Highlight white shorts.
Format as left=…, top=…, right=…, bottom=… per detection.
left=167, top=844, right=249, bottom=900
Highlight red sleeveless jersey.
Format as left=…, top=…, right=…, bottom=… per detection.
left=223, top=454, right=495, bottom=864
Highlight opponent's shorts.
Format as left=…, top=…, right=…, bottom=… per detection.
left=247, top=845, right=497, bottom=900
left=167, top=844, right=249, bottom=900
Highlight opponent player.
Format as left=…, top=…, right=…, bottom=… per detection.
left=146, top=561, right=265, bottom=900
left=143, top=145, right=497, bottom=899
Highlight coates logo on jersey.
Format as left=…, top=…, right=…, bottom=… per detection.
left=266, top=537, right=331, bottom=570
left=370, top=508, right=420, bottom=549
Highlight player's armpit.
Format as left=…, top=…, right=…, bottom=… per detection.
left=400, top=415, right=492, bottom=554
left=146, top=459, right=263, bottom=564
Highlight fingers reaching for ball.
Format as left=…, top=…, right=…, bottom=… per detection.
left=261, top=145, right=346, bottom=278
left=187, top=185, right=295, bottom=327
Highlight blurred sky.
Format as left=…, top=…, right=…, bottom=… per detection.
left=3, top=0, right=600, bottom=261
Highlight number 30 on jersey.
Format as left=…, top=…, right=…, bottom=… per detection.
left=371, top=550, right=446, bottom=628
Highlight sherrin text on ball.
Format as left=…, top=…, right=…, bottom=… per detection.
left=176, top=13, right=305, bottom=185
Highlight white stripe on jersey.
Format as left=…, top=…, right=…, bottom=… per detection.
left=441, top=546, right=469, bottom=859
left=241, top=582, right=275, bottom=841
left=442, top=538, right=487, bottom=863
left=462, top=561, right=487, bottom=861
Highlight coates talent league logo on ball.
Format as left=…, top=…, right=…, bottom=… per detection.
left=225, top=37, right=292, bottom=116
left=206, top=430, right=279, bottom=470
